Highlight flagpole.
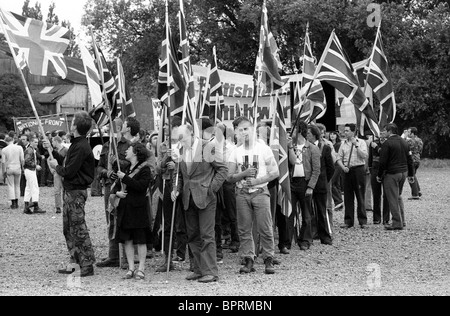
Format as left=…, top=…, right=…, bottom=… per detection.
left=200, top=65, right=211, bottom=118
left=165, top=0, right=172, bottom=150
left=0, top=17, right=53, bottom=159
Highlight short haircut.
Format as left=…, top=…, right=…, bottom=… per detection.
left=315, top=123, right=326, bottom=133
left=73, top=111, right=93, bottom=136
left=130, top=142, right=150, bottom=164
left=0, top=133, right=5, bottom=140
left=201, top=117, right=213, bottom=131
left=345, top=123, right=357, bottom=133
left=58, top=130, right=67, bottom=137
left=52, top=136, right=62, bottom=144
left=125, top=117, right=140, bottom=137
left=384, top=123, right=398, bottom=134
left=171, top=116, right=182, bottom=129
left=8, top=131, right=15, bottom=138
left=5, top=136, right=13, bottom=143
left=409, top=127, right=418, bottom=135
left=308, top=124, right=321, bottom=141
left=296, top=120, right=308, bottom=138
left=232, top=116, right=247, bottom=129
left=22, top=127, right=30, bottom=135
left=237, top=116, right=252, bottom=127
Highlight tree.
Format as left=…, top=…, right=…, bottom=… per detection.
left=46, top=1, right=60, bottom=25
left=81, top=0, right=450, bottom=158
left=0, top=74, right=49, bottom=132
left=22, top=0, right=43, bottom=20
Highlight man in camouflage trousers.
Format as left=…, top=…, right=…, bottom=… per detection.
left=47, top=111, right=96, bottom=277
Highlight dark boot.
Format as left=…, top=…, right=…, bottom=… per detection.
left=33, top=202, right=46, bottom=214
left=264, top=257, right=275, bottom=274
left=14, top=199, right=19, bottom=209
left=239, top=257, right=255, bottom=274
left=10, top=200, right=15, bottom=209
left=23, top=202, right=32, bottom=214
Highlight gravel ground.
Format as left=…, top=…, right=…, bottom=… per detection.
left=1, top=167, right=449, bottom=296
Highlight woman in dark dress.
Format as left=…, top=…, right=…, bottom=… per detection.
left=116, top=142, right=152, bottom=280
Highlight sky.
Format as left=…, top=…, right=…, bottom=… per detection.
left=0, top=0, right=88, bottom=33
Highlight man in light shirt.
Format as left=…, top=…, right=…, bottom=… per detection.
left=336, top=123, right=368, bottom=229
left=2, top=136, right=24, bottom=209
left=228, top=117, right=279, bottom=275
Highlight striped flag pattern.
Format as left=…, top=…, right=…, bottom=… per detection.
left=255, top=2, right=287, bottom=95
left=116, top=58, right=135, bottom=118
left=202, top=46, right=225, bottom=123
left=89, top=41, right=120, bottom=127
left=178, top=1, right=200, bottom=136
left=300, top=28, right=326, bottom=122
left=0, top=9, right=70, bottom=78
left=157, top=14, right=185, bottom=118
left=78, top=38, right=102, bottom=109
left=315, top=30, right=380, bottom=136
left=270, top=94, right=292, bottom=217
left=366, top=25, right=396, bottom=130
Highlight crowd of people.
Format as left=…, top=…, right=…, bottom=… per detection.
left=0, top=110, right=423, bottom=282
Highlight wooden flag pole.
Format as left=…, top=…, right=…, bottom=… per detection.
left=0, top=17, right=53, bottom=159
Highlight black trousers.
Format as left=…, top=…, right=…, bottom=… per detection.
left=220, top=181, right=239, bottom=244
left=370, top=167, right=390, bottom=224
left=343, top=165, right=367, bottom=226
left=312, top=191, right=332, bottom=242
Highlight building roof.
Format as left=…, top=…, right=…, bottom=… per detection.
left=31, top=85, right=74, bottom=104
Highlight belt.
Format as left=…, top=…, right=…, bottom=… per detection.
left=238, top=187, right=264, bottom=195
left=348, top=165, right=364, bottom=169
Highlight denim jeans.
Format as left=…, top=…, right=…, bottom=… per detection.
left=236, top=187, right=274, bottom=260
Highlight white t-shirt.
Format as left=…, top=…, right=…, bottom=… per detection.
left=293, top=143, right=305, bottom=177
left=229, top=141, right=276, bottom=191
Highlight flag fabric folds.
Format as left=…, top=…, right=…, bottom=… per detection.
left=157, top=16, right=185, bottom=118
left=300, top=28, right=326, bottom=123
left=116, top=58, right=135, bottom=118
left=178, top=1, right=199, bottom=136
left=0, top=9, right=70, bottom=78
left=202, top=46, right=225, bottom=123
left=255, top=2, right=287, bottom=95
left=365, top=25, right=396, bottom=129
left=89, top=41, right=119, bottom=127
left=315, top=30, right=379, bottom=136
left=78, top=38, right=102, bottom=109
left=270, top=94, right=292, bottom=217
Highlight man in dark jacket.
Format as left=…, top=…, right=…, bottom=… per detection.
left=46, top=111, right=96, bottom=277
left=307, top=124, right=335, bottom=245
left=377, top=123, right=414, bottom=231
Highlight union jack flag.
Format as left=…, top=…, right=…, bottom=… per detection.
left=201, top=46, right=225, bottom=124
left=365, top=25, right=396, bottom=130
left=315, top=30, right=379, bottom=137
left=178, top=0, right=199, bottom=136
left=157, top=13, right=185, bottom=118
left=0, top=9, right=70, bottom=78
left=299, top=26, right=326, bottom=123
left=254, top=1, right=287, bottom=95
left=270, top=94, right=291, bottom=217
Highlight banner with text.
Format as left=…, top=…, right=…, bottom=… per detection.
left=192, top=65, right=291, bottom=128
left=13, top=113, right=70, bottom=135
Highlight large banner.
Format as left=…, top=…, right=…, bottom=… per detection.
left=192, top=65, right=292, bottom=128
left=13, top=113, right=70, bottom=135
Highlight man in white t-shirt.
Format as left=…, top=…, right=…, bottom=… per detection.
left=228, top=118, right=279, bottom=275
